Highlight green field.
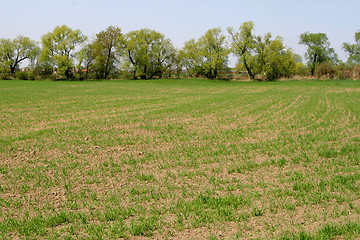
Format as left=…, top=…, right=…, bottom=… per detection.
left=0, top=79, right=360, bottom=239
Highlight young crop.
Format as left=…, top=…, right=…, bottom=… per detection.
left=0, top=78, right=359, bottom=239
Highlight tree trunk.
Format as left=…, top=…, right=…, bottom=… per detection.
left=311, top=53, right=317, bottom=76
left=311, top=65, right=315, bottom=76
left=10, top=65, right=16, bottom=74
left=243, top=58, right=255, bottom=80
left=10, top=56, right=27, bottom=74
left=85, top=66, right=89, bottom=79
left=214, top=69, right=218, bottom=79
left=10, top=56, right=18, bottom=74
left=143, top=65, right=147, bottom=79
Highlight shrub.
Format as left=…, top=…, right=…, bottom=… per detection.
left=334, top=65, right=352, bottom=80
left=0, top=74, right=12, bottom=80
left=315, top=62, right=335, bottom=79
left=352, top=65, right=360, bottom=80
left=15, top=71, right=29, bottom=80
left=27, top=73, right=35, bottom=80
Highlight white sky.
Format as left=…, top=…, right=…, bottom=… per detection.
left=1, top=0, right=359, bottom=66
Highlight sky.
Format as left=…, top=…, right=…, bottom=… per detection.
left=1, top=0, right=359, bottom=66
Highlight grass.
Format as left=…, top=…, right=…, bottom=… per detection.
left=0, top=78, right=360, bottom=239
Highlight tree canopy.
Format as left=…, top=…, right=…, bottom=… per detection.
left=299, top=32, right=337, bottom=76
left=1, top=24, right=360, bottom=81
left=181, top=28, right=228, bottom=79
left=343, top=30, right=360, bottom=65
left=228, top=22, right=296, bottom=80
left=39, top=25, right=87, bottom=79
left=91, top=26, right=122, bottom=79
left=228, top=22, right=257, bottom=79
left=121, top=28, right=177, bottom=79
left=0, top=36, right=40, bottom=73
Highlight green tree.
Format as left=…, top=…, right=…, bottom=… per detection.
left=343, top=30, right=360, bottom=64
left=76, top=43, right=96, bottom=79
left=228, top=22, right=257, bottom=80
left=91, top=26, right=122, bottom=79
left=262, top=37, right=297, bottom=80
left=180, top=39, right=202, bottom=77
left=253, top=33, right=272, bottom=75
left=229, top=22, right=296, bottom=80
left=121, top=28, right=176, bottom=79
left=0, top=39, right=12, bottom=73
left=0, top=36, right=40, bottom=74
left=39, top=25, right=87, bottom=79
left=198, top=28, right=229, bottom=78
left=167, top=51, right=183, bottom=78
left=299, top=32, right=337, bottom=76
left=181, top=28, right=229, bottom=79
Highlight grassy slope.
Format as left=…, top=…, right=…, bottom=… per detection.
left=0, top=79, right=359, bottom=239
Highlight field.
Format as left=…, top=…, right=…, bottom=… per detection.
left=0, top=78, right=360, bottom=239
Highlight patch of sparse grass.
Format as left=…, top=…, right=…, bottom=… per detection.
left=279, top=221, right=360, bottom=240
left=129, top=215, right=160, bottom=237
left=0, top=79, right=359, bottom=239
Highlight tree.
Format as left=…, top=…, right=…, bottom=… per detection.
left=121, top=28, right=177, bottom=79
left=0, top=36, right=40, bottom=74
left=180, top=39, right=203, bottom=77
left=228, top=22, right=257, bottom=80
left=229, top=22, right=296, bottom=80
left=181, top=28, right=229, bottom=79
left=91, top=26, right=122, bottom=79
left=262, top=37, right=297, bottom=80
left=299, top=32, right=337, bottom=76
left=39, top=25, right=87, bottom=79
left=76, top=43, right=96, bottom=79
left=253, top=33, right=272, bottom=75
left=198, top=28, right=229, bottom=78
left=166, top=51, right=183, bottom=78
left=343, top=30, right=360, bottom=64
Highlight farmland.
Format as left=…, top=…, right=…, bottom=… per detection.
left=0, top=79, right=360, bottom=239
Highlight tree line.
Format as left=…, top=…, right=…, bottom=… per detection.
left=0, top=22, right=359, bottom=81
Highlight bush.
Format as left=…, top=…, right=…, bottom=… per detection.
left=15, top=71, right=29, bottom=80
left=352, top=65, right=360, bottom=80
left=0, top=74, right=12, bottom=80
left=118, top=72, right=133, bottom=79
left=70, top=73, right=83, bottom=81
left=315, top=62, right=335, bottom=79
left=27, top=73, right=35, bottom=80
left=294, top=63, right=309, bottom=77
left=334, top=65, right=352, bottom=80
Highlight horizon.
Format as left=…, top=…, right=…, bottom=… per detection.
left=1, top=0, right=359, bottom=66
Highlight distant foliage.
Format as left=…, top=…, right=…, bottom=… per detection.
left=228, top=22, right=297, bottom=80
left=121, top=28, right=177, bottom=79
left=91, top=26, right=122, bottom=79
left=1, top=24, right=360, bottom=80
left=39, top=25, right=87, bottom=80
left=15, top=71, right=29, bottom=80
left=343, top=31, right=360, bottom=65
left=299, top=32, right=338, bottom=76
left=180, top=28, right=229, bottom=79
left=0, top=36, right=39, bottom=74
